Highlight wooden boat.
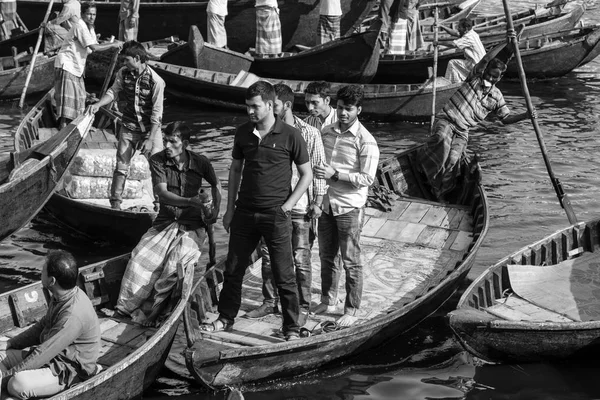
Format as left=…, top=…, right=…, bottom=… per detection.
left=248, top=24, right=381, bottom=83
left=159, top=25, right=254, bottom=74
left=0, top=89, right=93, bottom=242
left=447, top=217, right=600, bottom=363
left=151, top=61, right=462, bottom=122
left=374, top=24, right=600, bottom=83
left=16, top=0, right=376, bottom=52
left=0, top=53, right=55, bottom=99
left=182, top=144, right=490, bottom=389
left=0, top=27, right=39, bottom=58
left=43, top=113, right=157, bottom=246
left=0, top=252, right=194, bottom=399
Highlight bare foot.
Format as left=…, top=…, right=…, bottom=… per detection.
left=311, top=303, right=337, bottom=315
left=142, top=309, right=161, bottom=327
left=337, top=313, right=358, bottom=327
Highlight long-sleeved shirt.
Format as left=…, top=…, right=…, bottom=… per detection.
left=304, top=107, right=338, bottom=132
left=321, top=119, right=380, bottom=216
left=53, top=0, right=80, bottom=30
left=454, top=29, right=485, bottom=66
left=8, top=287, right=100, bottom=387
left=106, top=64, right=165, bottom=133
left=290, top=115, right=327, bottom=215
left=54, top=18, right=97, bottom=77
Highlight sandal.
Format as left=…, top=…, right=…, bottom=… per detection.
left=199, top=318, right=233, bottom=332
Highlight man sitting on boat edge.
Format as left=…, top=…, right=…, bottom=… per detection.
left=115, top=121, right=222, bottom=327
left=0, top=250, right=101, bottom=399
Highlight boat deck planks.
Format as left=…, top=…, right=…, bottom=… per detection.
left=195, top=196, right=473, bottom=352
left=486, top=295, right=575, bottom=323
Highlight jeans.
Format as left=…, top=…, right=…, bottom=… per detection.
left=218, top=206, right=300, bottom=334
left=0, top=349, right=69, bottom=399
left=110, top=125, right=163, bottom=205
left=318, top=207, right=364, bottom=315
left=259, top=215, right=313, bottom=311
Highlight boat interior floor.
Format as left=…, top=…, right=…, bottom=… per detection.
left=198, top=195, right=475, bottom=349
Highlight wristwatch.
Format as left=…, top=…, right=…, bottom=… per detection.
left=331, top=170, right=340, bottom=182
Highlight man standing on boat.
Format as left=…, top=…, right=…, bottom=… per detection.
left=44, top=0, right=81, bottom=53
left=201, top=81, right=312, bottom=341
left=54, top=2, right=122, bottom=129
left=118, top=0, right=140, bottom=41
left=317, top=0, right=341, bottom=45
left=245, top=83, right=326, bottom=327
left=304, top=81, right=338, bottom=131
left=418, top=57, right=532, bottom=200
left=88, top=41, right=165, bottom=211
left=0, top=0, right=17, bottom=40
left=313, top=85, right=380, bottom=327
left=0, top=250, right=100, bottom=399
left=386, top=0, right=423, bottom=55
left=255, top=0, right=281, bottom=55
left=438, top=18, right=486, bottom=83
left=207, top=0, right=228, bottom=48
left=114, top=121, right=221, bottom=327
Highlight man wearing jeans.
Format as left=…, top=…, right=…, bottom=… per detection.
left=245, top=83, right=327, bottom=327
left=200, top=81, right=313, bottom=341
left=88, top=41, right=165, bottom=210
left=313, top=85, right=380, bottom=327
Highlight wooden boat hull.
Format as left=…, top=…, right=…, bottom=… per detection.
left=0, top=28, right=40, bottom=57
left=0, top=55, right=55, bottom=99
left=44, top=193, right=156, bottom=246
left=182, top=145, right=490, bottom=389
left=448, top=218, right=600, bottom=364
left=0, top=253, right=194, bottom=399
left=16, top=0, right=375, bottom=53
left=0, top=90, right=93, bottom=242
left=375, top=24, right=600, bottom=83
left=249, top=27, right=381, bottom=83
left=152, top=61, right=462, bottom=121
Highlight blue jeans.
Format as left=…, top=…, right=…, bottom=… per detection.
left=259, top=215, right=313, bottom=310
left=110, top=125, right=163, bottom=204
left=218, top=206, right=300, bottom=334
left=318, top=207, right=364, bottom=315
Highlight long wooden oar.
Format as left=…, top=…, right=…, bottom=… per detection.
left=100, top=47, right=120, bottom=98
left=430, top=7, right=439, bottom=132
left=19, top=0, right=54, bottom=109
left=501, top=0, right=577, bottom=224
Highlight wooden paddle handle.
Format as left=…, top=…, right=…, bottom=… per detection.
left=19, top=0, right=54, bottom=109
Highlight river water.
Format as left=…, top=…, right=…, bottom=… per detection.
left=2, top=0, right=600, bottom=398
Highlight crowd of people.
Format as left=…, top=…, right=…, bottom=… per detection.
left=0, top=0, right=539, bottom=396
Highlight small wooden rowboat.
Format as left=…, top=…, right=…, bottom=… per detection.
left=448, top=218, right=600, bottom=363
left=0, top=252, right=194, bottom=399
left=0, top=89, right=93, bottom=242
left=43, top=126, right=157, bottom=246
left=151, top=61, right=462, bottom=122
left=182, top=145, right=489, bottom=389
left=0, top=53, right=55, bottom=99
left=374, top=24, right=600, bottom=83
left=249, top=24, right=381, bottom=83
left=16, top=0, right=376, bottom=52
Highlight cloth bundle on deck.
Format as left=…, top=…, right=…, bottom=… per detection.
left=65, top=148, right=151, bottom=199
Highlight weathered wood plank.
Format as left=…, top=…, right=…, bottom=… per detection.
left=399, top=202, right=431, bottom=223
left=450, top=231, right=473, bottom=251
left=494, top=296, right=574, bottom=322
left=362, top=217, right=387, bottom=237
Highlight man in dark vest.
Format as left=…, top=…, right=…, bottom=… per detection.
left=88, top=40, right=165, bottom=210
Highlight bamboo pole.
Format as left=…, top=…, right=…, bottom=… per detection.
left=430, top=7, right=439, bottom=132
left=501, top=0, right=577, bottom=224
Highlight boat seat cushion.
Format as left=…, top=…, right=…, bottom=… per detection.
left=507, top=252, right=600, bottom=322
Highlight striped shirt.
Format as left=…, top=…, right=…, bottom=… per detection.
left=290, top=115, right=327, bottom=214
left=454, top=30, right=485, bottom=65
left=440, top=75, right=510, bottom=136
left=321, top=119, right=380, bottom=216
left=304, top=107, right=338, bottom=132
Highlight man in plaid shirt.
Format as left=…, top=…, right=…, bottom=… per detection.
left=419, top=57, right=533, bottom=200
left=246, top=83, right=327, bottom=327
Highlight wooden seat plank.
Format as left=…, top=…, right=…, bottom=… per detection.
left=491, top=295, right=575, bottom=322
left=449, top=231, right=474, bottom=251
left=420, top=206, right=453, bottom=227
left=362, top=217, right=387, bottom=237
left=399, top=202, right=431, bottom=223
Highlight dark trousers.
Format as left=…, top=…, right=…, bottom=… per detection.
left=218, top=206, right=300, bottom=334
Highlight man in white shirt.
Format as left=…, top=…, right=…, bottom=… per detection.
left=439, top=18, right=486, bottom=83
left=44, top=0, right=81, bottom=53
left=317, top=0, right=342, bottom=44
left=304, top=81, right=338, bottom=131
left=207, top=0, right=228, bottom=48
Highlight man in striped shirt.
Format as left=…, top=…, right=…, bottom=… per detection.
left=313, top=85, right=380, bottom=327
left=246, top=83, right=327, bottom=327
left=439, top=18, right=486, bottom=83
left=304, top=81, right=338, bottom=131
left=419, top=58, right=532, bottom=200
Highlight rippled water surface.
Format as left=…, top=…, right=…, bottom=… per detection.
left=2, top=1, right=600, bottom=398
